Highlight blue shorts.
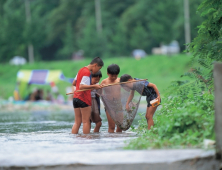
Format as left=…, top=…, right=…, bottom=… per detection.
left=73, top=98, right=89, bottom=108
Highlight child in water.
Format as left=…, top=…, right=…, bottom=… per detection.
left=100, top=64, right=122, bottom=133
left=90, top=71, right=103, bottom=132
left=120, top=74, right=161, bottom=130
left=71, top=57, right=104, bottom=134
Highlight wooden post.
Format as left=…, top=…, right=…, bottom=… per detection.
left=214, top=63, right=222, bottom=160
left=25, top=0, right=34, bottom=63
left=184, top=0, right=191, bottom=53
left=95, top=0, right=102, bottom=35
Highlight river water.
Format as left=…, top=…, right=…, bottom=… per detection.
left=0, top=104, right=147, bottom=166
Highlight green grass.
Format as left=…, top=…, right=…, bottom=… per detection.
left=125, top=92, right=215, bottom=149
left=0, top=54, right=194, bottom=99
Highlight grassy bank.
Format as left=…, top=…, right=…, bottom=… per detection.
left=125, top=92, right=215, bottom=149
left=123, top=54, right=215, bottom=149
left=0, top=54, right=193, bottom=99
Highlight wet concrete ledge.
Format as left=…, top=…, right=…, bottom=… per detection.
left=0, top=149, right=221, bottom=170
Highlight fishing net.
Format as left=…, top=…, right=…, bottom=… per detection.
left=96, top=80, right=146, bottom=131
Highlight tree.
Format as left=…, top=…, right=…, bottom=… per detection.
left=188, top=0, right=222, bottom=61
left=120, top=0, right=180, bottom=53
left=58, top=21, right=75, bottom=59
left=183, top=0, right=222, bottom=97
left=105, top=23, right=128, bottom=56
left=0, top=0, right=207, bottom=62
left=0, top=0, right=26, bottom=62
left=77, top=17, right=105, bottom=58
left=129, top=23, right=150, bottom=51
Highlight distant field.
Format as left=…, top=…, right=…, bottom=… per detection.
left=0, top=54, right=194, bottom=100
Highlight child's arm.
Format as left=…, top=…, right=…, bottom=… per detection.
left=72, top=76, right=77, bottom=92
left=96, top=87, right=103, bottom=96
left=72, top=79, right=76, bottom=86
left=148, top=83, right=160, bottom=101
left=126, top=90, right=135, bottom=111
left=72, top=80, right=76, bottom=92
left=80, top=84, right=101, bottom=90
left=73, top=74, right=77, bottom=86
left=79, top=74, right=102, bottom=90
left=97, top=79, right=107, bottom=94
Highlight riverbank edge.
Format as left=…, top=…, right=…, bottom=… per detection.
left=0, top=150, right=220, bottom=170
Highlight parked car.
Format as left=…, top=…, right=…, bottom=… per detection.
left=152, top=40, right=180, bottom=55
left=9, top=56, right=27, bottom=65
left=132, top=49, right=147, bottom=60
left=162, top=40, right=180, bottom=55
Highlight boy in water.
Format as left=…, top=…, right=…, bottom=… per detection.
left=73, top=71, right=102, bottom=133
left=120, top=74, right=161, bottom=130
left=71, top=57, right=104, bottom=134
left=90, top=71, right=102, bottom=132
left=100, top=64, right=122, bottom=133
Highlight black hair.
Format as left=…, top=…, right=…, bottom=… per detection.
left=107, top=64, right=120, bottom=75
left=120, top=74, right=133, bottom=82
left=91, top=70, right=102, bottom=78
left=90, top=57, right=104, bottom=67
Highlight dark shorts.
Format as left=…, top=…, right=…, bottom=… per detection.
left=73, top=98, right=89, bottom=108
left=146, top=93, right=161, bottom=107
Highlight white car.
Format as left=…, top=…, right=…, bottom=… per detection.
left=132, top=49, right=147, bottom=58
left=161, top=41, right=180, bottom=55
left=9, top=56, right=27, bottom=65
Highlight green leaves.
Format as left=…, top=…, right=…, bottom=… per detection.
left=0, top=0, right=205, bottom=61
left=189, top=0, right=222, bottom=62
left=126, top=89, right=215, bottom=149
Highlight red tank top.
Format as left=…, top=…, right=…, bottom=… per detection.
left=74, top=67, right=91, bottom=106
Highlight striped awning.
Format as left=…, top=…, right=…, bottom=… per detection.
left=17, top=70, right=73, bottom=84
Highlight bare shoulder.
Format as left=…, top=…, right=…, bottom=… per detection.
left=148, top=82, right=155, bottom=87
left=111, top=78, right=120, bottom=84
left=101, top=78, right=108, bottom=84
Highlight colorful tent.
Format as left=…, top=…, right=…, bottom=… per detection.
left=16, top=69, right=73, bottom=99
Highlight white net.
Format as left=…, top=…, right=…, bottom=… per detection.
left=96, top=80, right=146, bottom=130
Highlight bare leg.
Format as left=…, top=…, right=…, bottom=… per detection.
left=146, top=106, right=157, bottom=130
left=106, top=111, right=115, bottom=133
left=81, top=106, right=92, bottom=134
left=94, top=121, right=102, bottom=132
left=71, top=108, right=82, bottom=134
left=115, top=112, right=123, bottom=133
left=116, top=126, right=122, bottom=132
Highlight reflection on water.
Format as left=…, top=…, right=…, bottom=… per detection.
left=0, top=106, right=146, bottom=155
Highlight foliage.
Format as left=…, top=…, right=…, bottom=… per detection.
left=125, top=0, right=220, bottom=150
left=125, top=92, right=214, bottom=149
left=185, top=0, right=222, bottom=99
left=186, top=0, right=222, bottom=95
left=57, top=21, right=76, bottom=59
left=188, top=0, right=222, bottom=62
left=0, top=0, right=203, bottom=62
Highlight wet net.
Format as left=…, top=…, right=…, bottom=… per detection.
left=96, top=80, right=146, bottom=131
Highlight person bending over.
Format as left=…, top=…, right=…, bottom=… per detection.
left=120, top=74, right=161, bottom=130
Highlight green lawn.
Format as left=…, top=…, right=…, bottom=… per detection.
left=0, top=54, right=194, bottom=99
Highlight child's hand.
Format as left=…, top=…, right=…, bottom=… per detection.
left=94, top=84, right=102, bottom=89
left=125, top=103, right=130, bottom=111
left=100, top=83, right=105, bottom=87
left=157, top=96, right=161, bottom=102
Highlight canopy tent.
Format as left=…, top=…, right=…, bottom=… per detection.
left=16, top=69, right=74, bottom=99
